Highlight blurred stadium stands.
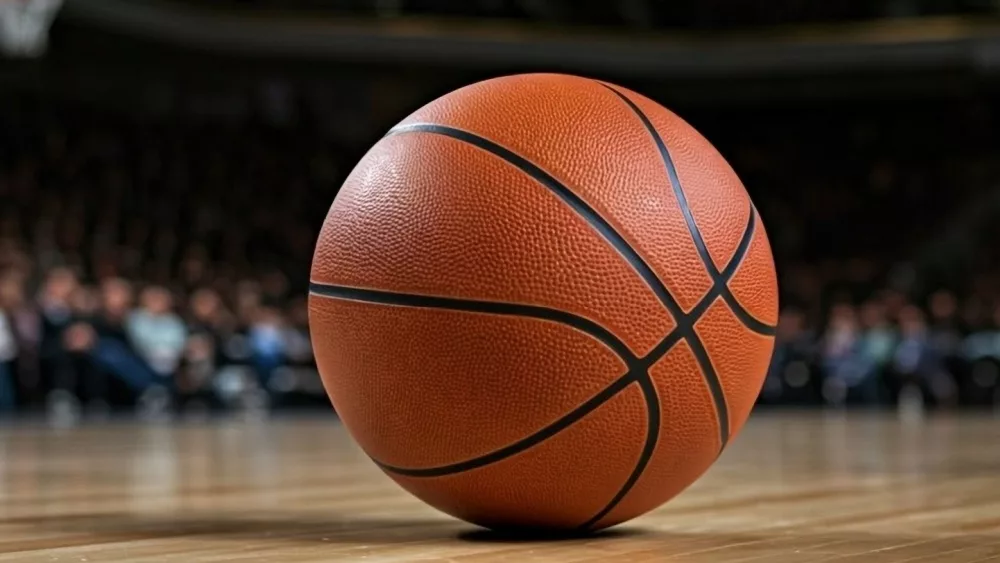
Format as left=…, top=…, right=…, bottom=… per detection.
left=2, top=0, right=1000, bottom=422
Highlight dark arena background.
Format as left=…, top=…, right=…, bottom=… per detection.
left=2, top=1, right=1000, bottom=560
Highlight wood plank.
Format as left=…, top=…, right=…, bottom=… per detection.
left=0, top=413, right=998, bottom=562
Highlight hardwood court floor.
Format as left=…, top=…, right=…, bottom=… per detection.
left=1, top=412, right=999, bottom=562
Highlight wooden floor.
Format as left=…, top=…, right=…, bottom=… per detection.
left=1, top=412, right=999, bottom=562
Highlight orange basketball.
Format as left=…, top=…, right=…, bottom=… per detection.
left=309, top=73, right=778, bottom=531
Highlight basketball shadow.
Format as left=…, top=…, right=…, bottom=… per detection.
left=458, top=527, right=643, bottom=543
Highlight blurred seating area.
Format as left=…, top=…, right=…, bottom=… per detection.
left=0, top=96, right=348, bottom=422
left=1, top=87, right=999, bottom=422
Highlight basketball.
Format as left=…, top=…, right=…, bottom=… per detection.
left=308, top=73, right=779, bottom=531
left=15, top=4, right=1000, bottom=559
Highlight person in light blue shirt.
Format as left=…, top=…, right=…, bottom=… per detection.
left=126, top=286, right=188, bottom=379
left=247, top=305, right=287, bottom=391
left=853, top=300, right=896, bottom=404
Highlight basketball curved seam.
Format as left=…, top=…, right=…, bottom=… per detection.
left=307, top=283, right=637, bottom=363
left=599, top=84, right=776, bottom=338
left=373, top=370, right=642, bottom=477
left=579, top=374, right=660, bottom=529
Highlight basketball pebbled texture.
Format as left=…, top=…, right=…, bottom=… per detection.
left=309, top=73, right=779, bottom=531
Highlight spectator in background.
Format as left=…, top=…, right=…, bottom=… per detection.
left=83, top=278, right=159, bottom=413
left=248, top=305, right=286, bottom=393
left=854, top=299, right=896, bottom=403
left=92, top=279, right=134, bottom=347
left=821, top=304, right=867, bottom=406
left=125, top=286, right=187, bottom=417
left=176, top=288, right=228, bottom=409
left=959, top=304, right=1000, bottom=404
left=127, top=286, right=188, bottom=378
left=819, top=300, right=892, bottom=406
left=188, top=287, right=231, bottom=347
left=62, top=283, right=107, bottom=414
left=960, top=299, right=994, bottom=363
left=176, top=333, right=216, bottom=413
left=0, top=275, right=41, bottom=407
left=37, top=268, right=84, bottom=419
left=762, top=306, right=816, bottom=403
left=38, top=269, right=76, bottom=365
left=893, top=305, right=957, bottom=408
left=0, top=301, right=16, bottom=414
left=927, top=290, right=964, bottom=387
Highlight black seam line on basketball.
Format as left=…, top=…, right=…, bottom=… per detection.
left=386, top=123, right=687, bottom=322
left=308, top=283, right=636, bottom=363
left=718, top=209, right=776, bottom=337
left=599, top=84, right=776, bottom=337
left=373, top=370, right=643, bottom=477
left=580, top=374, right=660, bottom=530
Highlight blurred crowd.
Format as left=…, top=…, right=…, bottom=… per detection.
left=2, top=90, right=1000, bottom=422
left=0, top=266, right=322, bottom=421
left=765, top=288, right=1000, bottom=409
left=0, top=99, right=343, bottom=421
